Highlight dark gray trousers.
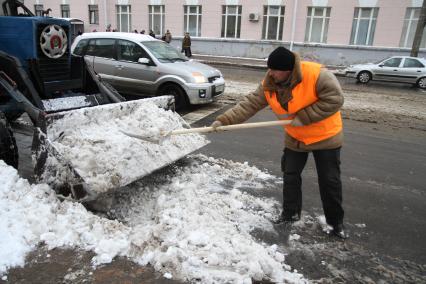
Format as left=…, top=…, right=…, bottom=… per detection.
left=281, top=147, right=344, bottom=226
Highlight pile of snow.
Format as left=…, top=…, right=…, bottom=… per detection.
left=41, top=97, right=208, bottom=194
left=0, top=155, right=307, bottom=283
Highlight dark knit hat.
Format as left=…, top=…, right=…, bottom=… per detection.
left=267, top=46, right=295, bottom=71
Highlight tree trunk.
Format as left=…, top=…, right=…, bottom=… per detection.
left=411, top=0, right=426, bottom=57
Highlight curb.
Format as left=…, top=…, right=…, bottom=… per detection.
left=195, top=58, right=346, bottom=77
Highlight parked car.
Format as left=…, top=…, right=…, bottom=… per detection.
left=71, top=32, right=225, bottom=109
left=343, top=56, right=426, bottom=89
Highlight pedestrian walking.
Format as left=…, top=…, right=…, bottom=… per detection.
left=182, top=32, right=192, bottom=57
left=164, top=30, right=172, bottom=43
left=149, top=29, right=155, bottom=38
left=210, top=46, right=347, bottom=239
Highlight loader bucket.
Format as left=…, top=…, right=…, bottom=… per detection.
left=32, top=96, right=209, bottom=201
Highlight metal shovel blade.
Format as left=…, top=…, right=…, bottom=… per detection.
left=33, top=96, right=209, bottom=201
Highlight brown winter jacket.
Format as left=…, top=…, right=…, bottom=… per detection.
left=165, top=32, right=172, bottom=43
left=215, top=53, right=344, bottom=152
left=182, top=36, right=191, bottom=48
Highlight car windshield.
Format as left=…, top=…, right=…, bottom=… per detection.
left=142, top=41, right=188, bottom=63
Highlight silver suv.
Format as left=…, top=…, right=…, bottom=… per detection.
left=71, top=32, right=225, bottom=109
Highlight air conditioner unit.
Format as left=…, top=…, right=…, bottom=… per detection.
left=249, top=13, right=259, bottom=21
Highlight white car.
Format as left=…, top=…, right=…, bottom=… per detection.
left=344, top=56, right=426, bottom=89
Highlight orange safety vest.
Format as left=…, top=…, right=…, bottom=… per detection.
left=264, top=61, right=342, bottom=145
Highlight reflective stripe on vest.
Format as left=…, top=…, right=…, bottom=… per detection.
left=264, top=61, right=342, bottom=145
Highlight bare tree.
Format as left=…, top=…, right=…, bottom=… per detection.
left=411, top=0, right=426, bottom=57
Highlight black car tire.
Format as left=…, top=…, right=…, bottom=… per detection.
left=416, top=77, right=426, bottom=89
left=0, top=112, right=19, bottom=169
left=357, top=71, right=372, bottom=84
left=158, top=83, right=189, bottom=110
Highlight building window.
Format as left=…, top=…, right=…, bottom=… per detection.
left=221, top=5, right=242, bottom=38
left=89, top=5, right=99, bottom=24
left=184, top=5, right=202, bottom=37
left=116, top=5, right=131, bottom=33
left=34, top=4, right=43, bottom=16
left=400, top=8, right=426, bottom=48
left=149, top=5, right=165, bottom=36
left=61, top=4, right=70, bottom=18
left=350, top=7, right=379, bottom=46
left=262, top=6, right=284, bottom=40
left=304, top=7, right=330, bottom=43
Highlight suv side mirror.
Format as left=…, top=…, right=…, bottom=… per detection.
left=138, top=58, right=150, bottom=65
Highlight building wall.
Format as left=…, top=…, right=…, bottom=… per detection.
left=22, top=0, right=426, bottom=65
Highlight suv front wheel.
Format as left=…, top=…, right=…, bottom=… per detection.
left=158, top=83, right=189, bottom=110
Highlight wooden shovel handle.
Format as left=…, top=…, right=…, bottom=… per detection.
left=168, top=120, right=292, bottom=135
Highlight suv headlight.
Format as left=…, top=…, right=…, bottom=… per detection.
left=192, top=72, right=207, bottom=83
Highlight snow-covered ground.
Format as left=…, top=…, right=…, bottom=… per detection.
left=0, top=155, right=308, bottom=283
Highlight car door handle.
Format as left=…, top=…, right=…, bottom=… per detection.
left=417, top=70, right=422, bottom=72
left=393, top=69, right=398, bottom=71
left=115, top=65, right=123, bottom=69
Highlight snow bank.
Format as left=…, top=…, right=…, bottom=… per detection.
left=0, top=155, right=307, bottom=283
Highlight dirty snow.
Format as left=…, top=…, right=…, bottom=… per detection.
left=0, top=154, right=308, bottom=283
left=42, top=96, right=92, bottom=112
left=42, top=97, right=208, bottom=194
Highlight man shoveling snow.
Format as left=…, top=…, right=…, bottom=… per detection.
left=211, top=46, right=348, bottom=239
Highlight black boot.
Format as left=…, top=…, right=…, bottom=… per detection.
left=332, top=224, right=348, bottom=239
left=273, top=212, right=300, bottom=225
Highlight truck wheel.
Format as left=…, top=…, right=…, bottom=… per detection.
left=159, top=83, right=189, bottom=110
left=0, top=113, right=19, bottom=169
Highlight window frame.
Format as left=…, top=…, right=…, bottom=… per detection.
left=116, top=5, right=132, bottom=33
left=117, top=39, right=151, bottom=63
left=350, top=7, right=379, bottom=46
left=304, top=6, right=331, bottom=43
left=221, top=5, right=242, bottom=38
left=400, top=8, right=426, bottom=48
left=73, top=39, right=89, bottom=56
left=403, top=58, right=425, bottom=68
left=149, top=5, right=165, bottom=36
left=262, top=5, right=285, bottom=41
left=183, top=5, right=202, bottom=37
left=34, top=4, right=43, bottom=16
left=86, top=38, right=117, bottom=59
left=60, top=4, right=70, bottom=18
left=381, top=57, right=402, bottom=68
left=89, top=5, right=99, bottom=25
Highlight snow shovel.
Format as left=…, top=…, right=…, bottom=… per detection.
left=32, top=96, right=209, bottom=202
left=121, top=119, right=293, bottom=144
